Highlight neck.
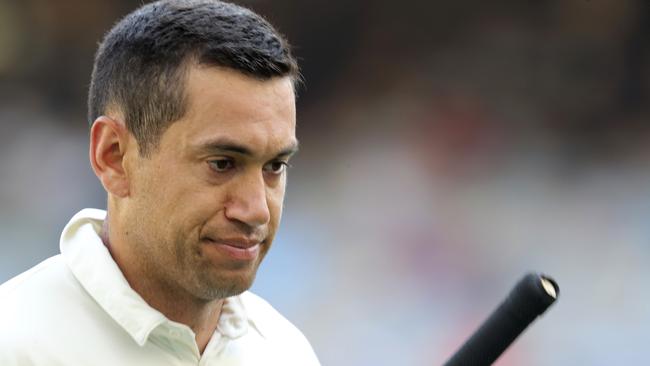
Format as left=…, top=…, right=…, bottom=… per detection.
left=100, top=219, right=222, bottom=354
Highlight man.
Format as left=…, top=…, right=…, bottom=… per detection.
left=0, top=1, right=320, bottom=365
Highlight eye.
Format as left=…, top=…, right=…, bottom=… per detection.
left=263, top=161, right=290, bottom=175
left=208, top=158, right=235, bottom=172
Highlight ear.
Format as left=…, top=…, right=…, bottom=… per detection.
left=89, top=116, right=132, bottom=197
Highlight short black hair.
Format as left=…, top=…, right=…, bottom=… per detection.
left=88, top=0, right=299, bottom=156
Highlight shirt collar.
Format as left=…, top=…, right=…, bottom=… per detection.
left=59, top=209, right=262, bottom=345
left=218, top=295, right=252, bottom=339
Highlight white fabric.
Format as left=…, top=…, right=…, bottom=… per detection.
left=0, top=209, right=320, bottom=366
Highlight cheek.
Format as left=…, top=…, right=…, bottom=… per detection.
left=123, top=168, right=161, bottom=223
left=268, top=185, right=286, bottom=224
left=130, top=170, right=194, bottom=231
left=176, top=185, right=231, bottom=235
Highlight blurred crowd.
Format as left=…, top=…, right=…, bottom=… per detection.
left=1, top=1, right=649, bottom=365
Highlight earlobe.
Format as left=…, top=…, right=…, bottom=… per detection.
left=89, top=116, right=131, bottom=197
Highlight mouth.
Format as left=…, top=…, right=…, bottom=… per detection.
left=202, top=237, right=263, bottom=261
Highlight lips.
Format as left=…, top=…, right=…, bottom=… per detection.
left=202, top=237, right=263, bottom=261
left=204, top=237, right=261, bottom=248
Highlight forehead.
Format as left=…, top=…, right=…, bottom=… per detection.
left=160, top=65, right=297, bottom=157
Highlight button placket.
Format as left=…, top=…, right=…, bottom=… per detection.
left=199, top=332, right=228, bottom=365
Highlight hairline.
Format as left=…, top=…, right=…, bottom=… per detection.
left=101, top=58, right=299, bottom=157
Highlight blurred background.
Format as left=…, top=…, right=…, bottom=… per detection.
left=1, top=0, right=649, bottom=364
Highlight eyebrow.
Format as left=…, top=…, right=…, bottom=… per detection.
left=195, top=138, right=299, bottom=158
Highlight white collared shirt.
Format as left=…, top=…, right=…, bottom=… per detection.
left=0, top=209, right=320, bottom=366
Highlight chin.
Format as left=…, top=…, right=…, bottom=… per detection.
left=194, top=271, right=257, bottom=300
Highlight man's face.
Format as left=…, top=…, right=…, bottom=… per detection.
left=122, top=66, right=296, bottom=301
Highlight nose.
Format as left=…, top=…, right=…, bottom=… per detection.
left=224, top=171, right=271, bottom=229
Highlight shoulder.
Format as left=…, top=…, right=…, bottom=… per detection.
left=0, top=256, right=93, bottom=354
left=0, top=255, right=72, bottom=300
left=0, top=256, right=67, bottom=356
left=0, top=255, right=85, bottom=323
left=240, top=291, right=320, bottom=365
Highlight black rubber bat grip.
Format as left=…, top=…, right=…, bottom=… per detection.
left=443, top=273, right=559, bottom=366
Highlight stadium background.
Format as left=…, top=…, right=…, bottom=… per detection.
left=0, top=0, right=648, bottom=364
